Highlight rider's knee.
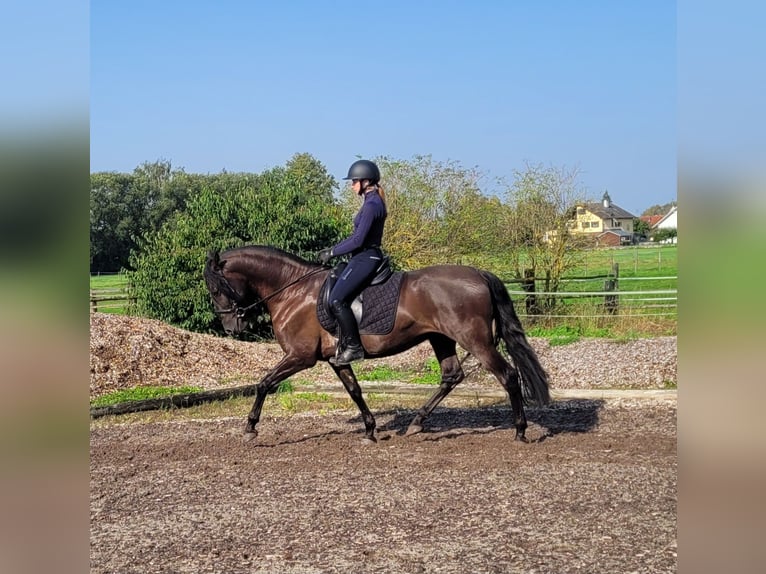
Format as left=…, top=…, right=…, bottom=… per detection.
left=330, top=299, right=349, bottom=314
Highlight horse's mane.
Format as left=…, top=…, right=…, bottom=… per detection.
left=220, top=245, right=316, bottom=267
left=207, top=246, right=320, bottom=299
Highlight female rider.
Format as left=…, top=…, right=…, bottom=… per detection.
left=319, top=159, right=387, bottom=365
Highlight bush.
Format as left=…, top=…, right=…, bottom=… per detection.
left=652, top=227, right=677, bottom=243
left=127, top=155, right=348, bottom=334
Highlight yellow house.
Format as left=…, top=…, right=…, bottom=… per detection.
left=572, top=192, right=636, bottom=245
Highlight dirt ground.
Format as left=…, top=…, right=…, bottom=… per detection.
left=90, top=393, right=676, bottom=573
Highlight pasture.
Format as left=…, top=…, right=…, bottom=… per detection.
left=577, top=243, right=677, bottom=276
left=89, top=271, right=132, bottom=314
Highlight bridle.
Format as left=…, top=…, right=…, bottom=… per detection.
left=212, top=266, right=328, bottom=319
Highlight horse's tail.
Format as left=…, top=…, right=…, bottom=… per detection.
left=480, top=270, right=551, bottom=406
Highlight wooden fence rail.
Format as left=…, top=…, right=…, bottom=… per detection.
left=506, top=264, right=677, bottom=319
left=90, top=288, right=134, bottom=313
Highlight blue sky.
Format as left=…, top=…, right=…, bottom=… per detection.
left=90, top=1, right=677, bottom=215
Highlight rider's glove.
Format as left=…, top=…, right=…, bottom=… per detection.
left=318, top=248, right=334, bottom=265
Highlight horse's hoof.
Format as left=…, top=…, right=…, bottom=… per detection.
left=242, top=425, right=258, bottom=442
left=515, top=433, right=529, bottom=443
left=405, top=424, right=423, bottom=436
left=361, top=436, right=377, bottom=445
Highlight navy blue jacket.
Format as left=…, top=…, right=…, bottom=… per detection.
left=331, top=188, right=387, bottom=256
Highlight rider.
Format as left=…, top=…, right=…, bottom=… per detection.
left=319, top=159, right=387, bottom=365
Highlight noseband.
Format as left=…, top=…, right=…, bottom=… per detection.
left=212, top=301, right=251, bottom=319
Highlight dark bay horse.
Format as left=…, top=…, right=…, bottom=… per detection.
left=204, top=245, right=550, bottom=442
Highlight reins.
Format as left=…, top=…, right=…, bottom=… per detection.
left=214, top=265, right=328, bottom=318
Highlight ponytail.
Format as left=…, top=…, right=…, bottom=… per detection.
left=362, top=181, right=386, bottom=207
left=376, top=184, right=386, bottom=206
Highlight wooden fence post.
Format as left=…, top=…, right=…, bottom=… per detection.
left=604, top=262, right=619, bottom=314
left=523, top=269, right=539, bottom=315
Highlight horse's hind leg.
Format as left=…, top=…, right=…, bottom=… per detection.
left=406, top=335, right=465, bottom=436
left=331, top=363, right=377, bottom=442
left=471, top=346, right=528, bottom=442
left=498, top=364, right=528, bottom=442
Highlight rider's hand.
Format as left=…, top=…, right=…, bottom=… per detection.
left=318, top=248, right=333, bottom=265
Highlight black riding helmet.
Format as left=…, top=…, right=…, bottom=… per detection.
left=343, top=159, right=380, bottom=183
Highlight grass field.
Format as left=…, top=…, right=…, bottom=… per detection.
left=90, top=272, right=130, bottom=290
left=90, top=272, right=132, bottom=314
left=575, top=244, right=677, bottom=277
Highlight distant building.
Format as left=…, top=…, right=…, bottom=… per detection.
left=640, top=214, right=663, bottom=227
left=596, top=228, right=635, bottom=247
left=652, top=205, right=677, bottom=230
left=570, top=192, right=636, bottom=246
left=651, top=205, right=678, bottom=244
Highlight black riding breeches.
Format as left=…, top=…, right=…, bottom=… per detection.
left=329, top=247, right=382, bottom=306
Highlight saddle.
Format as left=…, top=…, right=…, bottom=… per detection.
left=316, top=256, right=403, bottom=337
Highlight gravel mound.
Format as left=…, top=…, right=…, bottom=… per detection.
left=90, top=313, right=676, bottom=398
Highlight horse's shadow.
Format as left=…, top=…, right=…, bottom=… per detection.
left=246, top=399, right=604, bottom=447
left=367, top=398, right=605, bottom=441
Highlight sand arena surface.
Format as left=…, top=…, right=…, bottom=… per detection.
left=90, top=313, right=676, bottom=573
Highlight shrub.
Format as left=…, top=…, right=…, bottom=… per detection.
left=127, top=154, right=347, bottom=333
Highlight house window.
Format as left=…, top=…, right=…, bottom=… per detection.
left=577, top=207, right=586, bottom=215
left=614, top=221, right=621, bottom=228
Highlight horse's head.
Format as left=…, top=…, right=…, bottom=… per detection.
left=204, top=250, right=251, bottom=336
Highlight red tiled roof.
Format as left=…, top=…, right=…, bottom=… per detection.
left=640, top=215, right=663, bottom=226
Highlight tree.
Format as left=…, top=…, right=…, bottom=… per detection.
left=505, top=163, right=588, bottom=311
left=90, top=171, right=136, bottom=272
left=441, top=190, right=516, bottom=266
left=633, top=218, right=652, bottom=239
left=652, top=227, right=677, bottom=243
left=642, top=202, right=676, bottom=217
left=127, top=154, right=346, bottom=334
left=89, top=160, right=201, bottom=272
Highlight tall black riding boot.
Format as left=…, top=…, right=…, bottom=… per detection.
left=330, top=300, right=364, bottom=365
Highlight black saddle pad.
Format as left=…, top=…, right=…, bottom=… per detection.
left=317, top=272, right=404, bottom=336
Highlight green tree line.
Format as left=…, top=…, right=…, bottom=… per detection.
left=91, top=152, right=668, bottom=334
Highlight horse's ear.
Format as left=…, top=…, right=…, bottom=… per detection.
left=206, top=250, right=220, bottom=267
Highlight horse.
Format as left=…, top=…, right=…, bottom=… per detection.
left=204, top=245, right=550, bottom=442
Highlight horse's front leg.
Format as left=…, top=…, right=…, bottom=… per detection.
left=245, top=354, right=312, bottom=436
left=330, top=363, right=377, bottom=442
